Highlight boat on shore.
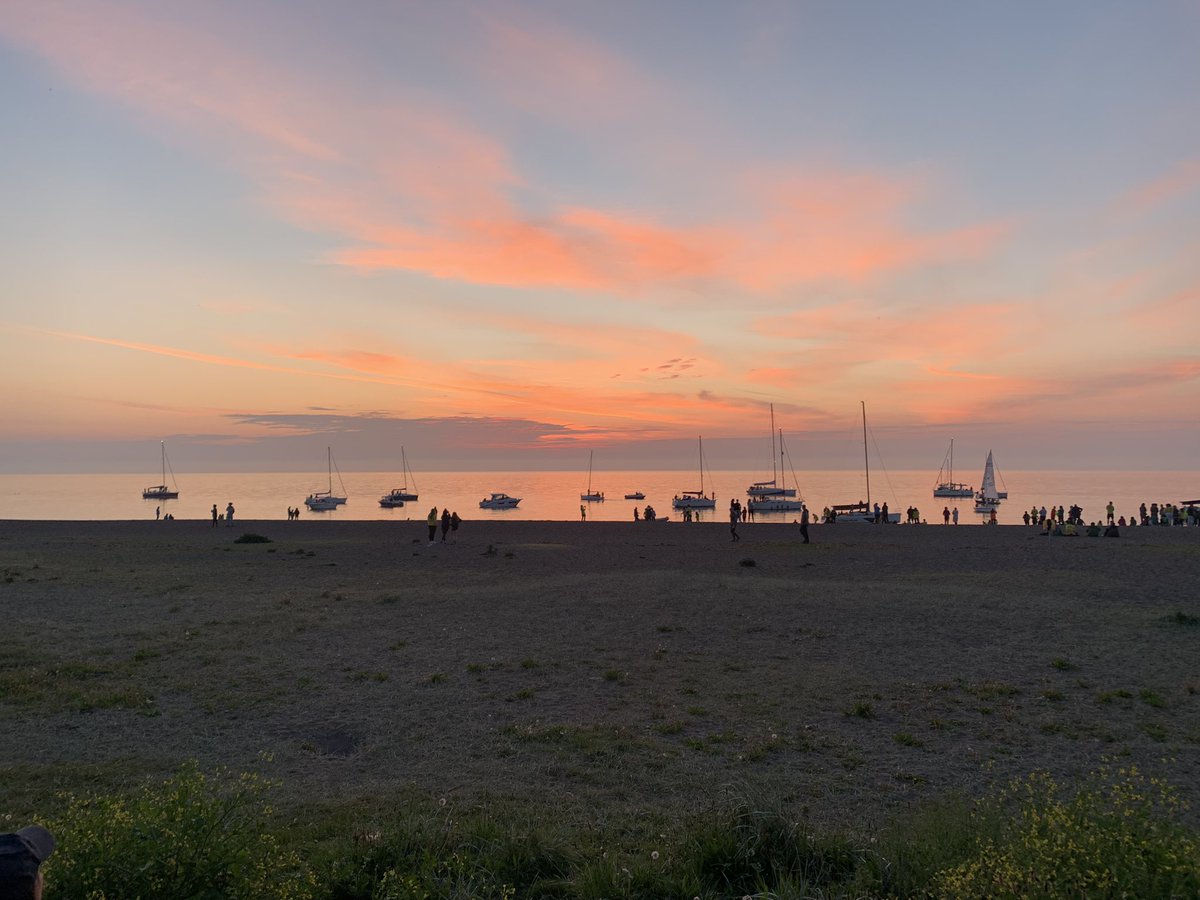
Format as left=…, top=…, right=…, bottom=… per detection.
left=305, top=447, right=348, bottom=511
left=932, top=439, right=974, bottom=497
left=479, top=492, right=520, bottom=509
left=833, top=402, right=900, bottom=523
left=672, top=436, right=716, bottom=509
left=142, top=441, right=180, bottom=500
left=379, top=447, right=419, bottom=507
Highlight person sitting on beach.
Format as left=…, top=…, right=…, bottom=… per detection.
left=1086, top=522, right=1101, bottom=537
left=0, top=824, right=55, bottom=900
left=1041, top=518, right=1052, bottom=535
left=1104, top=522, right=1120, bottom=538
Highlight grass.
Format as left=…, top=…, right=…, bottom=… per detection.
left=846, top=700, right=875, bottom=719
left=36, top=761, right=1198, bottom=900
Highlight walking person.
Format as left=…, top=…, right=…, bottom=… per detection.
left=799, top=503, right=810, bottom=544
left=211, top=504, right=219, bottom=528
left=729, top=500, right=741, bottom=542
left=225, top=502, right=235, bottom=526
left=440, top=508, right=451, bottom=543
left=426, top=507, right=438, bottom=545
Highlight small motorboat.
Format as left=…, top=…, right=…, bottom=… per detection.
left=479, top=492, right=521, bottom=509
left=624, top=491, right=645, bottom=500
left=378, top=489, right=411, bottom=508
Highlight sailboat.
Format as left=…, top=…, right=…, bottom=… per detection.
left=379, top=447, right=420, bottom=507
left=932, top=439, right=974, bottom=497
left=973, top=450, right=1005, bottom=513
left=672, top=436, right=716, bottom=509
left=747, top=404, right=797, bottom=497
left=305, top=447, right=348, bottom=511
left=580, top=450, right=605, bottom=501
left=142, top=441, right=180, bottom=499
left=831, top=402, right=900, bottom=523
left=748, top=430, right=805, bottom=512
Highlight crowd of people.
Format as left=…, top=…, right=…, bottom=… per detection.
left=1020, top=500, right=1198, bottom=530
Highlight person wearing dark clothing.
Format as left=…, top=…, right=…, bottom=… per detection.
left=729, top=500, right=741, bottom=542
left=440, top=508, right=451, bottom=543
left=450, top=511, right=460, bottom=542
left=0, top=824, right=55, bottom=900
left=800, top=505, right=810, bottom=544
left=211, top=504, right=219, bottom=527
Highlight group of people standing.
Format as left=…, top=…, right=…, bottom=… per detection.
left=210, top=502, right=235, bottom=526
left=426, top=507, right=461, bottom=544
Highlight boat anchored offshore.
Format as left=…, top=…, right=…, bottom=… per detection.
left=379, top=447, right=420, bottom=507
left=748, top=429, right=805, bottom=512
left=142, top=441, right=180, bottom=500
left=624, top=491, right=645, bottom=500
left=673, top=436, right=716, bottom=510
left=932, top=439, right=974, bottom=497
left=747, top=404, right=797, bottom=498
left=973, top=450, right=1005, bottom=513
left=580, top=450, right=604, bottom=501
left=479, top=492, right=521, bottom=509
left=305, top=447, right=348, bottom=511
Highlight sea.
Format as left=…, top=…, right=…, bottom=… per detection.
left=0, top=470, right=1194, bottom=526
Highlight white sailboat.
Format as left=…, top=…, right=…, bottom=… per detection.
left=747, top=404, right=797, bottom=497
left=932, top=439, right=974, bottom=497
left=748, top=430, right=805, bottom=512
left=832, top=402, right=900, bottom=523
left=305, top=447, right=348, bottom=511
left=379, top=446, right=420, bottom=507
left=973, top=450, right=1004, bottom=513
left=142, top=441, right=180, bottom=500
left=672, top=436, right=716, bottom=509
left=580, top=450, right=604, bottom=501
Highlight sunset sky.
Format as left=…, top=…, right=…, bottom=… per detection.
left=1, top=1, right=1198, bottom=472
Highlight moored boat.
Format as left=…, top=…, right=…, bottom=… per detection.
left=305, top=447, right=347, bottom=511
left=672, top=436, right=716, bottom=509
left=142, top=441, right=180, bottom=500
left=479, top=492, right=521, bottom=509
left=932, top=439, right=974, bottom=497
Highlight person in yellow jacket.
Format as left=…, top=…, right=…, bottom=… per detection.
left=426, top=507, right=438, bottom=545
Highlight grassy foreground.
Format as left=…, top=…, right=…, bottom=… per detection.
left=36, top=758, right=1200, bottom=899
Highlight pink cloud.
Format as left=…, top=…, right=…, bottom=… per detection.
left=0, top=3, right=1004, bottom=297
left=1119, top=158, right=1200, bottom=216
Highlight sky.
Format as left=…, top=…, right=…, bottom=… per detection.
left=1, top=1, right=1198, bottom=473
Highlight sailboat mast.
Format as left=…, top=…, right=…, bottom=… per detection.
left=779, top=429, right=786, bottom=491
left=861, top=401, right=871, bottom=507
left=949, top=439, right=954, bottom=483
left=161, top=441, right=167, bottom=484
left=770, top=404, right=778, bottom=484
left=327, top=446, right=333, bottom=493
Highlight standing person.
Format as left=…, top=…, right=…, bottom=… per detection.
left=952, top=507, right=959, bottom=525
left=580, top=504, right=586, bottom=522
left=1039, top=505, right=1048, bottom=526
left=633, top=507, right=640, bottom=521
left=943, top=506, right=950, bottom=525
left=440, top=508, right=451, bottom=543
left=426, top=507, right=438, bottom=545
left=0, top=824, right=55, bottom=900
left=450, top=511, right=461, bottom=542
left=729, top=500, right=741, bottom=542
left=1106, top=500, right=1115, bottom=524
left=225, top=502, right=235, bottom=526
left=881, top=501, right=889, bottom=524
left=989, top=508, right=998, bottom=526
left=799, top=503, right=810, bottom=544
left=211, top=504, right=219, bottom=527
left=155, top=505, right=160, bottom=521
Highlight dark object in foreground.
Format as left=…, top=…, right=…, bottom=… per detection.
left=234, top=533, right=273, bottom=544
left=0, top=825, right=56, bottom=900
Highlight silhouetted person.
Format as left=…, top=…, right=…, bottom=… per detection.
left=0, top=824, right=55, bottom=900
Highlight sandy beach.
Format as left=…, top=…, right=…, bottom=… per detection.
left=2, top=518, right=1197, bottom=829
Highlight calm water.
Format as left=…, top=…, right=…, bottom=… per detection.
left=0, top=469, right=1193, bottom=525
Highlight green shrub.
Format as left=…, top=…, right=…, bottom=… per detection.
left=233, top=532, right=272, bottom=544
left=44, top=761, right=314, bottom=899
left=932, top=766, right=1200, bottom=898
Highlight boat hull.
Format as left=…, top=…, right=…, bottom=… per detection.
left=748, top=498, right=805, bottom=512
left=623, top=492, right=645, bottom=500
left=933, top=484, right=974, bottom=497
left=378, top=498, right=406, bottom=508
left=142, top=487, right=178, bottom=500
left=581, top=493, right=605, bottom=502
left=672, top=496, right=715, bottom=509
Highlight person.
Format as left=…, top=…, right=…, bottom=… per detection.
left=0, top=824, right=55, bottom=900
left=211, top=503, right=219, bottom=527
left=426, top=507, right=438, bottom=545
left=881, top=501, right=889, bottom=524
left=580, top=504, right=586, bottom=522
left=729, top=500, right=740, bottom=542
left=952, top=507, right=959, bottom=525
left=633, top=507, right=640, bottom=521
left=989, top=508, right=998, bottom=526
left=155, top=505, right=160, bottom=520
left=799, top=503, right=810, bottom=544
left=225, top=501, right=235, bottom=527
left=1022, top=510, right=1031, bottom=526
left=943, top=506, right=950, bottom=525
left=873, top=502, right=881, bottom=524
left=1104, top=521, right=1120, bottom=538
left=1086, top=521, right=1101, bottom=537
left=440, top=508, right=451, bottom=542
left=450, top=511, right=460, bottom=542
left=1106, top=500, right=1115, bottom=524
